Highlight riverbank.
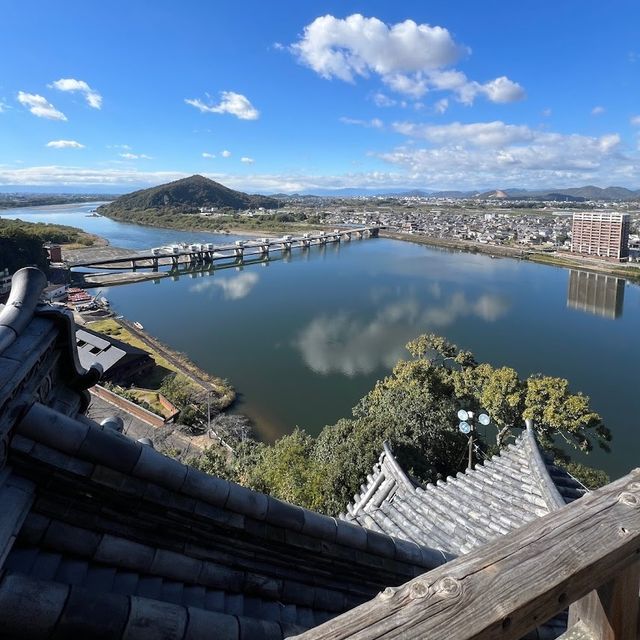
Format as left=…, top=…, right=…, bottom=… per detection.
left=381, top=230, right=640, bottom=284
left=98, top=207, right=322, bottom=238
left=86, top=316, right=235, bottom=409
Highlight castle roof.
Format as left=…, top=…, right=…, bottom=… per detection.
left=0, top=268, right=587, bottom=639
left=341, top=434, right=587, bottom=557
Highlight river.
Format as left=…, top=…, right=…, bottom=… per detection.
left=4, top=202, right=639, bottom=478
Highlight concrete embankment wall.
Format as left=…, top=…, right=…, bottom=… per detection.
left=90, top=385, right=165, bottom=428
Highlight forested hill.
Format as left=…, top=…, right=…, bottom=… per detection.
left=0, top=219, right=97, bottom=273
left=98, top=175, right=280, bottom=218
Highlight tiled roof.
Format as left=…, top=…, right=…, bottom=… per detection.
left=342, top=434, right=588, bottom=557
left=0, top=268, right=443, bottom=639
left=0, top=268, right=588, bottom=639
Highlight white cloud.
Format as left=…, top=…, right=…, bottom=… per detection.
left=630, top=115, right=640, bottom=126
left=119, top=152, right=152, bottom=160
left=221, top=150, right=232, bottom=158
left=108, top=144, right=131, bottom=150
left=339, top=116, right=383, bottom=128
left=478, top=76, right=525, bottom=103
left=0, top=99, right=9, bottom=113
left=427, top=71, right=525, bottom=105
left=371, top=92, right=396, bottom=107
left=46, top=139, right=85, bottom=149
left=49, top=78, right=102, bottom=109
left=291, top=14, right=524, bottom=104
left=292, top=14, right=466, bottom=82
left=202, top=152, right=216, bottom=158
left=0, top=126, right=635, bottom=194
left=240, top=157, right=255, bottom=164
left=598, top=133, right=620, bottom=152
left=377, top=122, right=630, bottom=189
left=393, top=121, right=534, bottom=147
left=591, top=105, right=605, bottom=116
left=185, top=91, right=259, bottom=120
left=17, top=92, right=67, bottom=120
left=542, top=108, right=552, bottom=117
left=434, top=98, right=449, bottom=114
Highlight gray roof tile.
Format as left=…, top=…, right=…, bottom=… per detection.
left=0, top=573, right=69, bottom=638
left=52, top=585, right=129, bottom=639
left=123, top=596, right=187, bottom=640
left=342, top=426, right=589, bottom=561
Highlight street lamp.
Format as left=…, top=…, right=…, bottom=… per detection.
left=457, top=409, right=490, bottom=470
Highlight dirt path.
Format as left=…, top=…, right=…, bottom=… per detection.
left=117, top=317, right=224, bottom=395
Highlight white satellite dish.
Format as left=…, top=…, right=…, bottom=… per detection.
left=459, top=421, right=471, bottom=434
left=478, top=413, right=491, bottom=426
left=457, top=409, right=469, bottom=422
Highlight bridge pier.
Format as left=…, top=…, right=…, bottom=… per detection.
left=68, top=226, right=385, bottom=275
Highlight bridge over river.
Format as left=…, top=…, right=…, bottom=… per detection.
left=68, top=227, right=382, bottom=287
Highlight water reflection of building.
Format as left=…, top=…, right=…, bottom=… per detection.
left=567, top=270, right=625, bottom=319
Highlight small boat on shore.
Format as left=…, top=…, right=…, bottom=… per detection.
left=133, top=321, right=144, bottom=330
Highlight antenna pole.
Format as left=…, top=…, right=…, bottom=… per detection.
left=468, top=434, right=474, bottom=470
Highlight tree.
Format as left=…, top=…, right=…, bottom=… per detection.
left=406, top=333, right=611, bottom=453
left=250, top=429, right=325, bottom=511
left=191, top=333, right=610, bottom=517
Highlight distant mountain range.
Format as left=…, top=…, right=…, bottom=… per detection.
left=391, top=185, right=640, bottom=202
left=286, top=185, right=640, bottom=200
left=98, top=175, right=279, bottom=216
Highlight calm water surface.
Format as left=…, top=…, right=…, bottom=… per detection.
left=4, top=203, right=639, bottom=478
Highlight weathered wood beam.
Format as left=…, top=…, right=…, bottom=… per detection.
left=291, top=470, right=640, bottom=640
left=568, top=561, right=640, bottom=640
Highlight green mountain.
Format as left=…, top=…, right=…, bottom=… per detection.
left=98, top=175, right=279, bottom=217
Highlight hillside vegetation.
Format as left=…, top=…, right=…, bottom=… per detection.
left=194, top=334, right=611, bottom=515
left=0, top=218, right=97, bottom=273
left=0, top=193, right=115, bottom=210
left=98, top=175, right=280, bottom=220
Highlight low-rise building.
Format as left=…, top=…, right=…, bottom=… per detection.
left=41, top=283, right=67, bottom=302
left=75, top=326, right=154, bottom=384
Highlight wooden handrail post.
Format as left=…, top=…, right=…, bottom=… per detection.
left=568, top=560, right=640, bottom=640
left=292, top=470, right=640, bottom=640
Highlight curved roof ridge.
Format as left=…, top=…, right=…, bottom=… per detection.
left=0, top=267, right=47, bottom=354
left=521, top=421, right=567, bottom=510
left=381, top=442, right=415, bottom=491
left=347, top=443, right=414, bottom=518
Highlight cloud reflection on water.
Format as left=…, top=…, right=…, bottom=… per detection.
left=294, top=291, right=510, bottom=377
left=189, top=272, right=260, bottom=300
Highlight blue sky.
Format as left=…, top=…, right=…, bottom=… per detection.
left=1, top=0, right=639, bottom=193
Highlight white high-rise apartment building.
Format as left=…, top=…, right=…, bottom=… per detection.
left=570, top=212, right=630, bottom=260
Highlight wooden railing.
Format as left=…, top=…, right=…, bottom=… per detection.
left=292, top=469, right=640, bottom=640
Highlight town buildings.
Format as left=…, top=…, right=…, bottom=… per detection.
left=570, top=212, right=630, bottom=260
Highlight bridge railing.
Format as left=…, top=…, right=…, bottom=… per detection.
left=292, top=468, right=640, bottom=640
